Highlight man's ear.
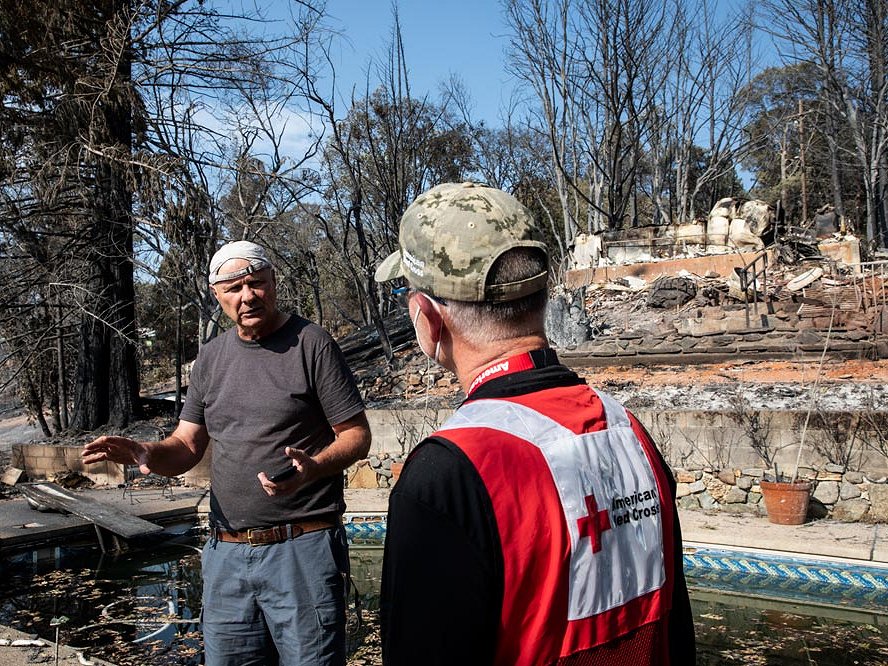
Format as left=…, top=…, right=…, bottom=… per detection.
left=415, top=293, right=444, bottom=344
left=209, top=285, right=219, bottom=302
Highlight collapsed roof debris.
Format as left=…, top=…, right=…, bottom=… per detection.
left=563, top=252, right=885, bottom=344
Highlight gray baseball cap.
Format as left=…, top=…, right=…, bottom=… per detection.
left=208, top=240, right=272, bottom=285
left=374, top=182, right=548, bottom=302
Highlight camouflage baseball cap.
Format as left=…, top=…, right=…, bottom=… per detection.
left=374, top=182, right=549, bottom=302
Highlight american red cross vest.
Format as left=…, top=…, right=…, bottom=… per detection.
left=435, top=386, right=675, bottom=666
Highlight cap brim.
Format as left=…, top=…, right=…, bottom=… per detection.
left=374, top=250, right=404, bottom=283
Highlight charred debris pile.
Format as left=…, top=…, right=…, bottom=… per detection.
left=340, top=197, right=887, bottom=408
left=552, top=197, right=887, bottom=361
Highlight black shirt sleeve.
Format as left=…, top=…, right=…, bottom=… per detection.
left=380, top=437, right=503, bottom=666
left=629, top=414, right=697, bottom=663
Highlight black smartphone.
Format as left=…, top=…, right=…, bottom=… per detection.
left=268, top=465, right=298, bottom=483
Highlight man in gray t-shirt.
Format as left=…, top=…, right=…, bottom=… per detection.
left=83, top=240, right=371, bottom=666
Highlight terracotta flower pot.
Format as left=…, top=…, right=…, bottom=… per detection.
left=760, top=480, right=812, bottom=525
left=391, top=461, right=404, bottom=483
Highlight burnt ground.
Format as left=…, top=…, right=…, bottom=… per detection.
left=576, top=358, right=888, bottom=411
left=341, top=249, right=888, bottom=414
left=340, top=307, right=888, bottom=414
left=353, top=342, right=888, bottom=413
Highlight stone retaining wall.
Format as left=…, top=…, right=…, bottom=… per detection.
left=632, top=409, right=888, bottom=474
left=344, top=408, right=888, bottom=523
left=674, top=465, right=888, bottom=522
left=11, top=406, right=888, bottom=523
left=561, top=307, right=888, bottom=362
left=355, top=408, right=888, bottom=479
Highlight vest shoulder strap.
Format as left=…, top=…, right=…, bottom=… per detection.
left=438, top=388, right=629, bottom=438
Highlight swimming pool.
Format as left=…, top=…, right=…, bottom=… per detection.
left=1, top=525, right=887, bottom=665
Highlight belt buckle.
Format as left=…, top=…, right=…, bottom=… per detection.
left=246, top=527, right=262, bottom=547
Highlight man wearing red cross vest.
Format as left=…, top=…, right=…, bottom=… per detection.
left=375, top=182, right=695, bottom=666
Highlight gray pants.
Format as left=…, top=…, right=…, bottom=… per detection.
left=201, top=526, right=349, bottom=666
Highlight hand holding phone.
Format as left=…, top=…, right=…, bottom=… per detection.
left=268, top=465, right=298, bottom=483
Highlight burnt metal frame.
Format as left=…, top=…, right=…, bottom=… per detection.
left=738, top=251, right=770, bottom=329
left=120, top=464, right=174, bottom=504
left=855, top=260, right=888, bottom=311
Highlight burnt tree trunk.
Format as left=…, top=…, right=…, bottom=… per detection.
left=70, top=21, right=140, bottom=430
left=71, top=168, right=140, bottom=428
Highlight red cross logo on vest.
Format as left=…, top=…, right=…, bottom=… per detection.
left=577, top=492, right=611, bottom=553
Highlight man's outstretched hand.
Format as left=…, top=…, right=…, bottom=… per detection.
left=82, top=436, right=151, bottom=475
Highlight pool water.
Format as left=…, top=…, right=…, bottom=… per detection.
left=1, top=533, right=887, bottom=665
left=692, top=589, right=888, bottom=665
left=0, top=536, right=204, bottom=665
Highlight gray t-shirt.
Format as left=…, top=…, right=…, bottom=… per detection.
left=180, top=314, right=365, bottom=530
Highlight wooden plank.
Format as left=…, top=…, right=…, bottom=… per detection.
left=18, top=482, right=164, bottom=539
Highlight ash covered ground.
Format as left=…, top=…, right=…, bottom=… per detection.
left=579, top=359, right=888, bottom=412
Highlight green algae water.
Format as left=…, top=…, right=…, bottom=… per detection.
left=1, top=534, right=887, bottom=665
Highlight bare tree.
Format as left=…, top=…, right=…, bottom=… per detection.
left=0, top=0, right=142, bottom=429
left=806, top=411, right=863, bottom=469
left=308, top=10, right=474, bottom=362
left=505, top=0, right=756, bottom=259
left=677, top=413, right=743, bottom=471
left=726, top=387, right=783, bottom=472
left=666, top=0, right=757, bottom=224
left=134, top=1, right=329, bottom=344
left=857, top=387, right=888, bottom=465
left=763, top=0, right=888, bottom=246
left=506, top=0, right=589, bottom=255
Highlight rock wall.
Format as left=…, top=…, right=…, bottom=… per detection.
left=674, top=465, right=888, bottom=523
left=561, top=302, right=887, bottom=361
left=343, top=407, right=888, bottom=523
left=12, top=406, right=888, bottom=522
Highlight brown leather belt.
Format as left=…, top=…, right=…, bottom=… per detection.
left=211, top=517, right=339, bottom=546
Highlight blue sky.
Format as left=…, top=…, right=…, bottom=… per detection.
left=324, top=0, right=516, bottom=126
